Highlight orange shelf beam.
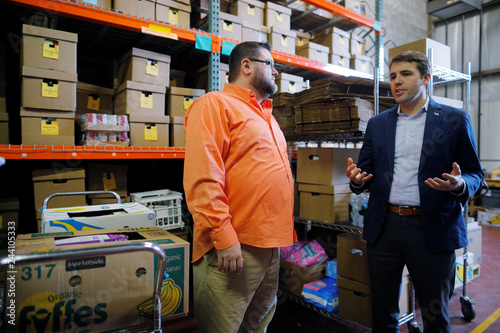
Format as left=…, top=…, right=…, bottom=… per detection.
left=3, top=0, right=221, bottom=50
left=300, top=0, right=381, bottom=34
left=0, top=145, right=185, bottom=160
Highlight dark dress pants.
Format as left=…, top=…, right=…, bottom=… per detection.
left=367, top=211, right=456, bottom=333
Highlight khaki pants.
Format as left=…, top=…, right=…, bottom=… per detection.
left=193, top=244, right=280, bottom=333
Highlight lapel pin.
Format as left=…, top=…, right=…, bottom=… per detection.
left=434, top=112, right=439, bottom=116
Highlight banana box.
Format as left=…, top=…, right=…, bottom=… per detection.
left=41, top=202, right=156, bottom=233
left=8, top=227, right=189, bottom=333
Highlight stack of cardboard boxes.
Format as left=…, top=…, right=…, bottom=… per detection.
left=167, top=87, right=205, bottom=146
left=296, top=147, right=359, bottom=223
left=20, top=24, right=78, bottom=145
left=115, top=48, right=171, bottom=147
left=0, top=43, right=7, bottom=144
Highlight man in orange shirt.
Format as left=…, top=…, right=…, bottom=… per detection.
left=183, top=41, right=296, bottom=332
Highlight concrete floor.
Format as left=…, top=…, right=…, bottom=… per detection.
left=165, top=225, right=500, bottom=333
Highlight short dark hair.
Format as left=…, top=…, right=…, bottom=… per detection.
left=228, top=41, right=273, bottom=83
left=389, top=50, right=431, bottom=78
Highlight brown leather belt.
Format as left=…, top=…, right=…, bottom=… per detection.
left=387, top=204, right=421, bottom=216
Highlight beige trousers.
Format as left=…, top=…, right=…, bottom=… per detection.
left=193, top=244, right=280, bottom=333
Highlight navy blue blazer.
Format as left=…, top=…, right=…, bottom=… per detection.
left=351, top=98, right=484, bottom=253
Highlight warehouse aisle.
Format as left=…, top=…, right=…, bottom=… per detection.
left=165, top=225, right=500, bottom=333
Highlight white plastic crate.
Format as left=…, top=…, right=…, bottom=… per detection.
left=130, top=189, right=185, bottom=230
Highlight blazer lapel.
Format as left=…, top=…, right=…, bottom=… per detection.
left=385, top=107, right=398, bottom=175
left=419, top=99, right=444, bottom=173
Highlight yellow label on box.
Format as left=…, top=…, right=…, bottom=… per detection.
left=41, top=119, right=59, bottom=135
left=223, top=21, right=233, bottom=32
left=276, top=11, right=283, bottom=22
left=144, top=125, right=158, bottom=141
left=41, top=81, right=58, bottom=98
left=339, top=57, right=345, bottom=66
left=281, top=35, right=287, bottom=47
left=0, top=216, right=3, bottom=229
left=297, top=37, right=304, bottom=47
left=339, top=36, right=345, bottom=46
left=288, top=81, right=296, bottom=93
left=146, top=60, right=159, bottom=76
left=87, top=94, right=100, bottom=111
left=361, top=61, right=367, bottom=72
left=247, top=4, right=255, bottom=15
left=43, top=40, right=59, bottom=59
left=357, top=42, right=362, bottom=53
left=183, top=97, right=193, bottom=110
left=169, top=9, right=178, bottom=26
left=102, top=173, right=117, bottom=191
left=141, top=92, right=153, bottom=109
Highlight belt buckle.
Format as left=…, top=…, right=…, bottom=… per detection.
left=399, top=205, right=410, bottom=216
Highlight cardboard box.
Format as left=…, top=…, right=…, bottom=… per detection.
left=229, top=0, right=265, bottom=25
left=264, top=1, right=291, bottom=30
left=129, top=114, right=170, bottom=147
left=330, top=52, right=350, bottom=69
left=42, top=202, right=156, bottom=232
left=477, top=209, right=500, bottom=225
left=296, top=42, right=330, bottom=64
left=241, top=21, right=268, bottom=43
left=313, top=27, right=350, bottom=56
left=156, top=0, right=191, bottom=27
left=276, top=72, right=304, bottom=94
left=190, top=0, right=230, bottom=21
left=268, top=26, right=296, bottom=55
left=0, top=112, right=8, bottom=144
left=455, top=222, right=482, bottom=266
left=337, top=233, right=369, bottom=285
left=77, top=0, right=112, bottom=8
left=22, top=67, right=77, bottom=111
left=33, top=168, right=86, bottom=211
left=455, top=252, right=480, bottom=288
left=297, top=147, right=360, bottom=185
left=21, top=24, right=78, bottom=73
left=0, top=79, right=6, bottom=113
left=114, top=0, right=155, bottom=20
left=0, top=198, right=19, bottom=234
left=167, top=87, right=205, bottom=117
left=170, top=116, right=185, bottom=147
left=299, top=183, right=351, bottom=223
left=194, top=63, right=229, bottom=91
left=279, top=259, right=326, bottom=296
left=432, top=95, right=464, bottom=109
left=117, top=48, right=171, bottom=86
left=388, top=38, right=451, bottom=69
left=88, top=162, right=128, bottom=197
left=350, top=54, right=372, bottom=74
left=21, top=108, right=76, bottom=146
left=350, top=34, right=366, bottom=56
left=89, top=195, right=130, bottom=205
left=76, top=82, right=114, bottom=115
left=219, top=12, right=243, bottom=41
left=170, top=69, right=186, bottom=87
left=295, top=30, right=311, bottom=47
left=114, top=81, right=166, bottom=116
left=11, top=227, right=189, bottom=332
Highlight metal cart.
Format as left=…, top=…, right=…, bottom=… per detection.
left=1, top=242, right=167, bottom=332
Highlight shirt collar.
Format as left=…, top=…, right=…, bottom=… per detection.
left=397, top=96, right=429, bottom=116
left=223, top=83, right=273, bottom=109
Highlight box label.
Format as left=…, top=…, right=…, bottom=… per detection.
left=41, top=119, right=59, bottom=136
left=140, top=92, right=153, bottom=108
left=223, top=20, right=233, bottom=32
left=66, top=256, right=106, bottom=271
left=281, top=35, right=287, bottom=47
left=42, top=40, right=59, bottom=59
left=183, top=97, right=193, bottom=110
left=87, top=94, right=100, bottom=111
left=276, top=11, right=283, bottom=22
left=169, top=9, right=178, bottom=26
left=102, top=173, right=117, bottom=191
left=144, top=125, right=158, bottom=141
left=41, top=80, right=58, bottom=98
left=247, top=4, right=255, bottom=15
left=146, top=59, right=158, bottom=77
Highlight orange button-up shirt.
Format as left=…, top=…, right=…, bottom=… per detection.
left=184, top=83, right=296, bottom=262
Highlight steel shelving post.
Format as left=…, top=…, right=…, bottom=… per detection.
left=208, top=0, right=221, bottom=92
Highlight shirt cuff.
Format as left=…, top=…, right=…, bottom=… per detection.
left=210, top=225, right=239, bottom=251
left=351, top=181, right=364, bottom=189
left=450, top=182, right=467, bottom=197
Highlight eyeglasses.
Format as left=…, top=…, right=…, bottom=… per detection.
left=248, top=58, right=275, bottom=70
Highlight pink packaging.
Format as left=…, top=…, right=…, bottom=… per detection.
left=97, top=113, right=108, bottom=125
left=288, top=239, right=328, bottom=268
left=280, top=241, right=306, bottom=259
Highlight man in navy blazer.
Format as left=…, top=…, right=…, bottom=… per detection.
left=346, top=51, right=483, bottom=332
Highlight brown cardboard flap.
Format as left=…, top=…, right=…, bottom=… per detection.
left=22, top=66, right=78, bottom=82
left=298, top=183, right=351, bottom=195
left=20, top=108, right=75, bottom=119
left=168, top=87, right=205, bottom=97
left=128, top=114, right=170, bottom=123
left=33, top=168, right=85, bottom=182
left=116, top=80, right=166, bottom=94
left=120, top=47, right=172, bottom=64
